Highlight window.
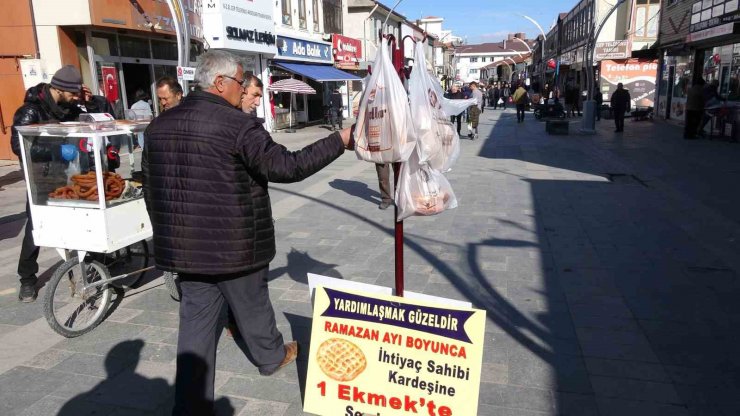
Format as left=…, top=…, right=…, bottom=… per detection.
left=313, top=0, right=320, bottom=32
left=299, top=0, right=307, bottom=29
left=634, top=0, right=660, bottom=38
left=282, top=0, right=292, bottom=25
left=323, top=0, right=342, bottom=33
left=470, top=68, right=478, bottom=74
left=470, top=57, right=478, bottom=63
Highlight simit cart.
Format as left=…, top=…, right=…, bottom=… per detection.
left=16, top=117, right=156, bottom=337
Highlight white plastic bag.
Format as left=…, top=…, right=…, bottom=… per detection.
left=425, top=76, right=474, bottom=172
left=408, top=44, right=444, bottom=164
left=354, top=41, right=416, bottom=163
left=395, top=148, right=458, bottom=221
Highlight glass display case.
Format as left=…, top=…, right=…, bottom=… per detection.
left=16, top=121, right=152, bottom=254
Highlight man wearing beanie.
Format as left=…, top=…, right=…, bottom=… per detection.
left=10, top=64, right=106, bottom=302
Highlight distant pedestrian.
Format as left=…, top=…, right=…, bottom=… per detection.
left=492, top=83, right=501, bottom=109
left=594, top=86, right=603, bottom=121
left=329, top=87, right=343, bottom=131
left=610, top=82, right=631, bottom=133
left=445, top=84, right=466, bottom=135
left=467, top=81, right=483, bottom=139
left=685, top=78, right=706, bottom=139
left=501, top=82, right=511, bottom=109
left=512, top=83, right=529, bottom=123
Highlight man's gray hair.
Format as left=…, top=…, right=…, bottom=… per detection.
left=194, top=50, right=241, bottom=89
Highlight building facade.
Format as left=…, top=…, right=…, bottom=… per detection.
left=453, top=34, right=533, bottom=84
left=1, top=0, right=203, bottom=160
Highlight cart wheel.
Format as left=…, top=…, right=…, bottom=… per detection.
left=43, top=258, right=112, bottom=338
left=105, top=240, right=149, bottom=290
left=162, top=271, right=181, bottom=302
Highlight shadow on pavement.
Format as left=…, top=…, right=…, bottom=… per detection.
left=329, top=178, right=382, bottom=205
left=58, top=339, right=236, bottom=415
left=269, top=248, right=343, bottom=283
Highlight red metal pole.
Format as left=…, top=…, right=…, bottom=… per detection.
left=383, top=33, right=405, bottom=297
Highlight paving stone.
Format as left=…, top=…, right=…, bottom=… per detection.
left=596, top=397, right=691, bottom=416
left=478, top=382, right=554, bottom=412
left=236, top=397, right=291, bottom=416
left=0, top=366, right=72, bottom=415
left=585, top=357, right=670, bottom=382
left=51, top=351, right=137, bottom=378
left=590, top=375, right=683, bottom=404
left=23, top=349, right=76, bottom=370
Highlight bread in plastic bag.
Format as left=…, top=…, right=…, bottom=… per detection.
left=395, top=147, right=458, bottom=221
left=354, top=41, right=416, bottom=163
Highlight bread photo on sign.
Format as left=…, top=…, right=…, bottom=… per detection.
left=316, top=338, right=367, bottom=382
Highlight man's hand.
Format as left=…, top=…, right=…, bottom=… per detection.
left=339, top=124, right=355, bottom=150
left=81, top=85, right=93, bottom=103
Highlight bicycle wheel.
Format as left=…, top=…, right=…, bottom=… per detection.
left=162, top=271, right=181, bottom=302
left=105, top=240, right=149, bottom=290
left=43, top=258, right=112, bottom=338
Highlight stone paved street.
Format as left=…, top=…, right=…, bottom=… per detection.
left=1, top=109, right=739, bottom=415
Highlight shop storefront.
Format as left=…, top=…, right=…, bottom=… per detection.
left=268, top=35, right=360, bottom=130
left=332, top=34, right=364, bottom=119
left=202, top=0, right=276, bottom=125
left=685, top=0, right=739, bottom=136
left=80, top=0, right=203, bottom=117
left=657, top=52, right=694, bottom=123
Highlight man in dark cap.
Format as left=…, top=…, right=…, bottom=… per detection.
left=10, top=65, right=105, bottom=302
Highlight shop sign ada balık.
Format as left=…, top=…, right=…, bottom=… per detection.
left=304, top=286, right=486, bottom=416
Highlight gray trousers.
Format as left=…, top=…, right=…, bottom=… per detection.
left=375, top=163, right=392, bottom=203
left=173, top=266, right=284, bottom=415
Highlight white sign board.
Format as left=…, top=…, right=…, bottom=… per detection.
left=202, top=0, right=277, bottom=55
left=177, top=66, right=196, bottom=81
left=19, top=59, right=49, bottom=90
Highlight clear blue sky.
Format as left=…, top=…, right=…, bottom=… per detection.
left=395, top=0, right=576, bottom=44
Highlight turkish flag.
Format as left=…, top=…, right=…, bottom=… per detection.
left=101, top=66, right=119, bottom=102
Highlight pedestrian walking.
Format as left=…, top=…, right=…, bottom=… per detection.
left=513, top=83, right=529, bottom=123
left=142, top=50, right=355, bottom=415
left=467, top=81, right=483, bottom=139
left=488, top=85, right=497, bottom=110
left=594, top=86, right=603, bottom=121
left=684, top=78, right=706, bottom=139
left=610, top=82, right=631, bottom=133
left=501, top=82, right=511, bottom=109
left=445, top=84, right=466, bottom=135
left=329, top=87, right=343, bottom=131
left=10, top=65, right=108, bottom=302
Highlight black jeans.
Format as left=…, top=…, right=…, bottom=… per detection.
left=18, top=200, right=40, bottom=286
left=614, top=110, right=625, bottom=131
left=330, top=108, right=342, bottom=129
left=450, top=114, right=462, bottom=134
left=493, top=96, right=500, bottom=109
left=685, top=110, right=702, bottom=138
left=173, top=267, right=285, bottom=415
left=516, top=104, right=526, bottom=122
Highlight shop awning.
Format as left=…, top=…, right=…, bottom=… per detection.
left=274, top=62, right=361, bottom=82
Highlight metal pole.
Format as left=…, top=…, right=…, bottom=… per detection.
left=581, top=0, right=626, bottom=134
left=382, top=30, right=405, bottom=297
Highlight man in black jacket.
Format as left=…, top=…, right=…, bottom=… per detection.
left=10, top=65, right=99, bottom=302
left=611, top=83, right=631, bottom=132
left=143, top=50, right=354, bottom=415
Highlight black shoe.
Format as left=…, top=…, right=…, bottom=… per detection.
left=379, top=201, right=392, bottom=210
left=18, top=283, right=37, bottom=303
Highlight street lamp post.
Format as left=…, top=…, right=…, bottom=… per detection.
left=581, top=0, right=627, bottom=133
left=518, top=15, right=547, bottom=91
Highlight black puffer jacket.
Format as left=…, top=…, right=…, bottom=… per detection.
left=142, top=91, right=345, bottom=275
